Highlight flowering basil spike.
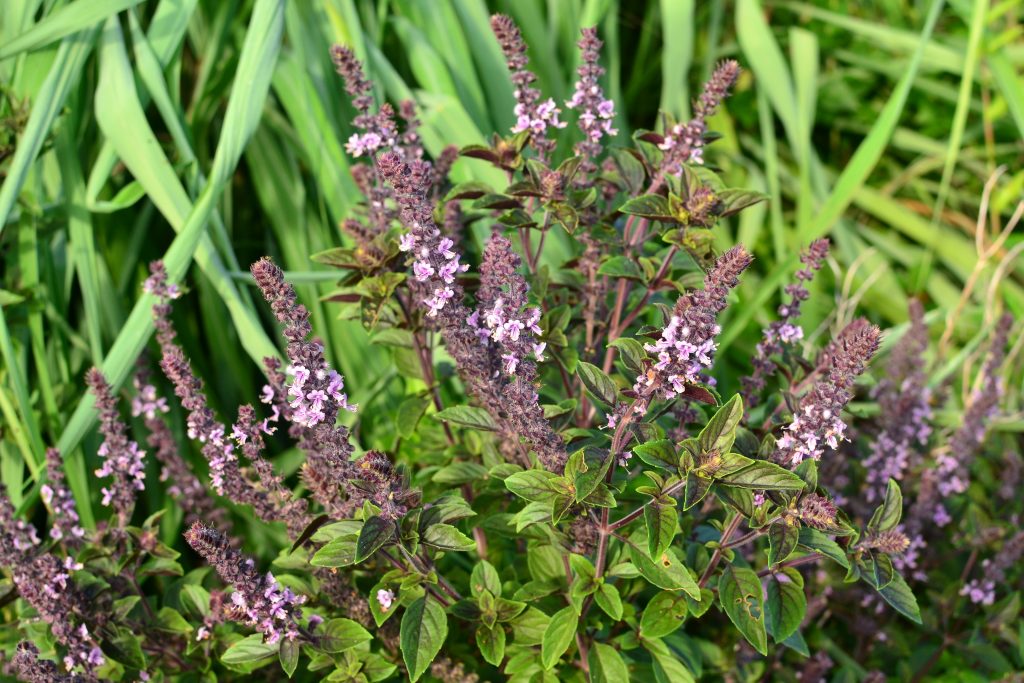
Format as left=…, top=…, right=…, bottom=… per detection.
left=134, top=372, right=231, bottom=534
left=743, top=239, right=830, bottom=406
left=41, top=448, right=85, bottom=544
left=0, top=493, right=102, bottom=675
left=658, top=59, right=741, bottom=176
left=566, top=27, right=617, bottom=173
left=490, top=14, right=565, bottom=159
left=85, top=368, right=146, bottom=524
left=184, top=522, right=307, bottom=645
left=378, top=152, right=567, bottom=473
left=860, top=299, right=932, bottom=502
left=148, top=261, right=309, bottom=534
left=774, top=319, right=881, bottom=468
left=635, top=246, right=753, bottom=404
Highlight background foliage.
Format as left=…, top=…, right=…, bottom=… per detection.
left=1, top=0, right=1022, bottom=680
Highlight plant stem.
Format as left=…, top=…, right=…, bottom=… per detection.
left=698, top=514, right=744, bottom=588
left=756, top=552, right=824, bottom=577
left=608, top=478, right=685, bottom=532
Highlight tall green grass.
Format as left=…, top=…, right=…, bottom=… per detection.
left=0, top=0, right=1021, bottom=535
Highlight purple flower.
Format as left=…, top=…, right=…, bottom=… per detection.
left=774, top=320, right=880, bottom=467
left=41, top=449, right=85, bottom=543
left=565, top=27, right=617, bottom=172
left=376, top=588, right=395, bottom=612
left=378, top=154, right=567, bottom=473
left=742, top=239, right=829, bottom=406
left=185, top=522, right=306, bottom=644
left=657, top=60, right=740, bottom=180
left=861, top=300, right=933, bottom=502
left=635, top=246, right=753, bottom=402
left=961, top=531, right=1023, bottom=605
left=85, top=368, right=146, bottom=524
left=491, top=14, right=558, bottom=159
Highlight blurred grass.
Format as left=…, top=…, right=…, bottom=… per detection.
left=0, top=0, right=1022, bottom=530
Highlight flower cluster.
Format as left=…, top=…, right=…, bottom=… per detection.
left=743, top=239, right=830, bottom=405
left=251, top=257, right=370, bottom=518
left=40, top=448, right=84, bottom=543
left=657, top=59, right=740, bottom=174
left=376, top=588, right=395, bottom=612
left=490, top=14, right=563, bottom=158
left=136, top=378, right=231, bottom=534
left=775, top=319, right=880, bottom=467
left=636, top=246, right=753, bottom=401
left=861, top=299, right=932, bottom=501
left=402, top=229, right=470, bottom=317
left=356, top=450, right=414, bottom=521
left=379, top=152, right=567, bottom=473
left=0, top=494, right=101, bottom=675
left=185, top=522, right=306, bottom=644
left=797, top=493, right=838, bottom=530
left=331, top=45, right=397, bottom=159
left=471, top=230, right=546, bottom=374
left=933, top=313, right=1011, bottom=499
left=861, top=529, right=912, bottom=555
left=565, top=28, right=616, bottom=171
left=85, top=368, right=146, bottom=521
left=961, top=530, right=1023, bottom=605
left=11, top=641, right=86, bottom=683
left=148, top=262, right=306, bottom=530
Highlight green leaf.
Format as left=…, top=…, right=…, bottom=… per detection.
left=712, top=452, right=756, bottom=478
left=876, top=571, right=922, bottom=624
left=797, top=528, right=849, bottom=569
left=541, top=606, right=578, bottom=670
left=511, top=606, right=550, bottom=645
left=644, top=637, right=696, bottom=683
left=504, top=470, right=562, bottom=503
left=513, top=500, right=553, bottom=531
left=682, top=472, right=713, bottom=510
left=640, top=591, right=688, bottom=639
left=432, top=461, right=489, bottom=486
left=320, top=618, right=373, bottom=653
left=782, top=629, right=810, bottom=657
left=444, top=181, right=494, bottom=200
left=633, top=440, right=679, bottom=470
left=396, top=396, right=430, bottom=438
left=629, top=544, right=701, bottom=600
left=609, top=338, right=648, bottom=375
left=765, top=569, right=806, bottom=643
left=574, top=449, right=613, bottom=502
left=588, top=642, right=630, bottom=683
left=718, top=565, right=767, bottom=655
left=279, top=637, right=299, bottom=678
left=471, top=561, right=501, bottom=598
left=867, top=478, right=902, bottom=532
left=698, top=395, right=744, bottom=456
left=645, top=503, right=678, bottom=559
left=363, top=653, right=398, bottom=682
left=792, top=459, right=818, bottom=490
left=595, top=582, right=623, bottom=621
left=717, top=188, right=769, bottom=217
left=476, top=623, right=506, bottom=666
left=222, top=634, right=278, bottom=665
left=717, top=461, right=806, bottom=491
left=767, top=522, right=800, bottom=566
left=311, top=534, right=360, bottom=568
left=576, top=361, right=618, bottom=406
left=421, top=524, right=476, bottom=551
left=400, top=597, right=448, bottom=682
left=598, top=255, right=643, bottom=280
left=356, top=517, right=394, bottom=563
left=619, top=194, right=674, bottom=220
left=432, top=405, right=497, bottom=431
